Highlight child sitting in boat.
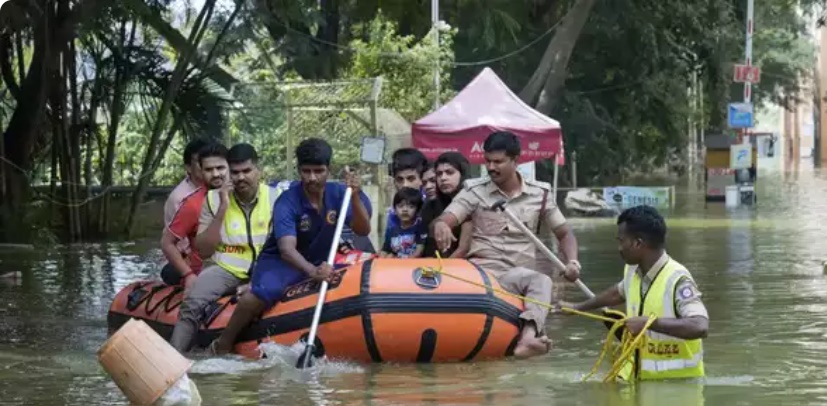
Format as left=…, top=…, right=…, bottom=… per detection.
left=380, top=187, right=427, bottom=258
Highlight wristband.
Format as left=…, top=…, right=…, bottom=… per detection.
left=181, top=271, right=195, bottom=281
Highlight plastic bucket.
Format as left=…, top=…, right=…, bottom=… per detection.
left=98, top=318, right=193, bottom=405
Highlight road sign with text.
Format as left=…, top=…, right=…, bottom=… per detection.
left=733, top=64, right=761, bottom=83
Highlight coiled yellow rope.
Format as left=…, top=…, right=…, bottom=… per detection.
left=424, top=252, right=656, bottom=382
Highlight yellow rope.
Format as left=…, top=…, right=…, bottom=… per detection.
left=427, top=252, right=656, bottom=383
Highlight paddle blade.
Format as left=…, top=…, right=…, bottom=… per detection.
left=296, top=346, right=315, bottom=369
left=295, top=334, right=326, bottom=369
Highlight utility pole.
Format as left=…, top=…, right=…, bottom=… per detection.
left=741, top=0, right=754, bottom=144
left=432, top=0, right=441, bottom=110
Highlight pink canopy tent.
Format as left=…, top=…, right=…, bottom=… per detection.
left=412, top=67, right=564, bottom=165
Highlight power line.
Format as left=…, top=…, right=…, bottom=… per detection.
left=263, top=6, right=574, bottom=68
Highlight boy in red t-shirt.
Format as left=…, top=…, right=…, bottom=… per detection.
left=160, top=143, right=229, bottom=290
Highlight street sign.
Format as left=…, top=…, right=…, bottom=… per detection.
left=730, top=143, right=753, bottom=169
left=728, top=102, right=754, bottom=129
left=733, top=64, right=761, bottom=83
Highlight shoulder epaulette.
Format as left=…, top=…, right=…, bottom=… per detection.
left=462, top=177, right=489, bottom=190
left=525, top=178, right=552, bottom=191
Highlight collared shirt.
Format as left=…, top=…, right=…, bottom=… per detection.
left=443, top=174, right=567, bottom=275
left=616, top=252, right=709, bottom=319
left=163, top=176, right=200, bottom=253
left=257, top=182, right=373, bottom=267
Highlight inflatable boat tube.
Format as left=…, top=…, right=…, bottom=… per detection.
left=107, top=258, right=524, bottom=363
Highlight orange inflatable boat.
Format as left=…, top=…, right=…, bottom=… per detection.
left=107, top=258, right=525, bottom=363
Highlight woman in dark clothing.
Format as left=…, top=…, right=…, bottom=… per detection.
left=421, top=152, right=472, bottom=258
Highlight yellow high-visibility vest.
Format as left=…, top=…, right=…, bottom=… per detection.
left=206, top=184, right=280, bottom=280
left=621, top=258, right=705, bottom=381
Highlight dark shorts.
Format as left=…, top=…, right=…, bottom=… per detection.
left=250, top=258, right=308, bottom=307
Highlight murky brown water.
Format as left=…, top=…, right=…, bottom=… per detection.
left=2, top=168, right=826, bottom=405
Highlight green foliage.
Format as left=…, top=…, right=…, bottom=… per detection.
left=1, top=0, right=821, bottom=240
left=346, top=12, right=457, bottom=121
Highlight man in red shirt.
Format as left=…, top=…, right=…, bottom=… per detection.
left=160, top=142, right=229, bottom=290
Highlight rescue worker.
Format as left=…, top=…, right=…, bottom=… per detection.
left=432, top=131, right=582, bottom=359
left=209, top=138, right=372, bottom=355
left=565, top=205, right=708, bottom=380
left=169, top=143, right=280, bottom=354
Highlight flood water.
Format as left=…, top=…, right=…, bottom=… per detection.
left=1, top=168, right=826, bottom=405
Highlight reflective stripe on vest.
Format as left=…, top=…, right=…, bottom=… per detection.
left=623, top=258, right=705, bottom=381
left=206, top=184, right=280, bottom=280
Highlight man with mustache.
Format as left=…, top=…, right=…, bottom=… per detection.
left=432, top=131, right=582, bottom=359
left=161, top=142, right=228, bottom=290
left=170, top=143, right=281, bottom=354
left=209, top=137, right=372, bottom=355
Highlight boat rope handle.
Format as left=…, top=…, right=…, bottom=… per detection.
left=425, top=252, right=656, bottom=383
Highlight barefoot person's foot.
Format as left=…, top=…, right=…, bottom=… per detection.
left=513, top=335, right=552, bottom=359
left=513, top=322, right=552, bottom=359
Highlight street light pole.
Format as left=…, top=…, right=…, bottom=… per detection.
left=741, top=0, right=754, bottom=145
left=432, top=0, right=440, bottom=110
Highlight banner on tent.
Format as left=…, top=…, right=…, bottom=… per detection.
left=414, top=137, right=562, bottom=165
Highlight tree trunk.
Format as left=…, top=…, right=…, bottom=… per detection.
left=124, top=0, right=217, bottom=236
left=519, top=0, right=596, bottom=113
left=121, top=0, right=237, bottom=91
left=99, top=19, right=136, bottom=236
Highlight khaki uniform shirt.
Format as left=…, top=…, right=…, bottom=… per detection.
left=616, top=252, right=709, bottom=319
left=443, top=175, right=567, bottom=275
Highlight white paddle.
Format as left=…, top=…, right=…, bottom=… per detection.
left=297, top=186, right=353, bottom=369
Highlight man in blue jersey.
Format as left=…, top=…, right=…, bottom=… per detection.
left=210, top=138, right=373, bottom=355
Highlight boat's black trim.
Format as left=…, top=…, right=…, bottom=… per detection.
left=463, top=263, right=495, bottom=361
left=360, top=260, right=383, bottom=362
left=107, top=259, right=523, bottom=361
left=416, top=329, right=438, bottom=363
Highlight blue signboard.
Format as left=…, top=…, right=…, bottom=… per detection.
left=728, top=103, right=754, bottom=129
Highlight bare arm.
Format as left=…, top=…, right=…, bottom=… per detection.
left=349, top=192, right=371, bottom=236
left=277, top=236, right=317, bottom=275
left=449, top=221, right=473, bottom=258
left=160, top=230, right=191, bottom=276
left=649, top=317, right=709, bottom=340
left=572, top=284, right=625, bottom=312
left=553, top=223, right=579, bottom=264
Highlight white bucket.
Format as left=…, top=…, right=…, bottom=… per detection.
left=725, top=185, right=740, bottom=208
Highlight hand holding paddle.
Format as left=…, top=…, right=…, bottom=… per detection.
left=297, top=187, right=353, bottom=369
left=490, top=199, right=594, bottom=298
left=491, top=199, right=624, bottom=338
